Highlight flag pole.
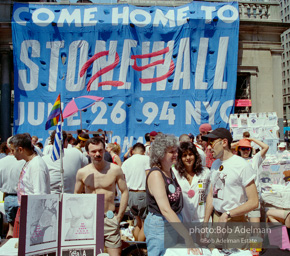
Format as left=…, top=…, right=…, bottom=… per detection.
left=45, top=93, right=65, bottom=194
left=60, top=98, right=65, bottom=194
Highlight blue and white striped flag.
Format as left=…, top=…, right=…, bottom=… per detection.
left=51, top=121, right=63, bottom=161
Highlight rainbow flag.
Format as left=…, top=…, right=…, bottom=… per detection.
left=45, top=94, right=62, bottom=130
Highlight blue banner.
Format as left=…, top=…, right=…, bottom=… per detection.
left=12, top=2, right=239, bottom=153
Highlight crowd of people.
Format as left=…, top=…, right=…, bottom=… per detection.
left=0, top=125, right=290, bottom=256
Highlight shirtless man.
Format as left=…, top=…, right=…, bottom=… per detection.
left=74, top=137, right=129, bottom=256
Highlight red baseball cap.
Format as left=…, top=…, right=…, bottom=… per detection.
left=199, top=124, right=212, bottom=133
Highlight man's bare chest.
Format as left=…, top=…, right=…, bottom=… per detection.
left=83, top=172, right=116, bottom=190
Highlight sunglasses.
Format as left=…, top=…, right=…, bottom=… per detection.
left=240, top=147, right=251, bottom=151
left=208, top=139, right=221, bottom=147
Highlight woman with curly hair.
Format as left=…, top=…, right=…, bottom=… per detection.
left=173, top=141, right=211, bottom=223
left=144, top=134, right=202, bottom=256
left=106, top=142, right=122, bottom=166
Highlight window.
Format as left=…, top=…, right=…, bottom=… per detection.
left=284, top=88, right=287, bottom=94
left=284, top=97, right=287, bottom=103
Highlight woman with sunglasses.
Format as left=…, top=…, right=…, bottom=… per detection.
left=173, top=141, right=211, bottom=223
left=237, top=138, right=269, bottom=222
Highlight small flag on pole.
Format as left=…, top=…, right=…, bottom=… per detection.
left=51, top=121, right=63, bottom=161
left=45, top=94, right=62, bottom=130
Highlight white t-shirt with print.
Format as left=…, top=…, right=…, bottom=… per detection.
left=18, top=155, right=50, bottom=205
left=173, top=167, right=210, bottom=223
left=211, top=155, right=255, bottom=213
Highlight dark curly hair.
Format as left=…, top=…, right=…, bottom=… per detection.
left=175, top=142, right=203, bottom=178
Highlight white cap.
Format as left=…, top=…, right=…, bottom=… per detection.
left=278, top=142, right=286, bottom=148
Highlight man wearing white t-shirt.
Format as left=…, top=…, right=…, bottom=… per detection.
left=43, top=130, right=88, bottom=193
left=0, top=137, right=25, bottom=239
left=121, top=143, right=150, bottom=241
left=203, top=128, right=258, bottom=223
left=9, top=133, right=51, bottom=238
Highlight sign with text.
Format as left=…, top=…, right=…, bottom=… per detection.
left=12, top=2, right=239, bottom=152
left=18, top=194, right=104, bottom=256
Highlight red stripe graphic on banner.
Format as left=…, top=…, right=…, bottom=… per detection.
left=131, top=47, right=174, bottom=84
left=80, top=51, right=123, bottom=91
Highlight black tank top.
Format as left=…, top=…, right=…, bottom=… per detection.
left=146, top=167, right=183, bottom=215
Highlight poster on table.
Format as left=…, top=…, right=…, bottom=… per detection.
left=12, top=2, right=240, bottom=154
left=18, top=194, right=104, bottom=256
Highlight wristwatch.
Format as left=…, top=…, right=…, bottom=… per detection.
left=226, top=211, right=231, bottom=218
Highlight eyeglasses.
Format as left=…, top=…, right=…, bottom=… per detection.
left=240, top=147, right=251, bottom=151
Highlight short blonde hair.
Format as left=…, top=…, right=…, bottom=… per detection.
left=108, top=142, right=121, bottom=155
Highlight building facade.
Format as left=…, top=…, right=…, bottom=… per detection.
left=0, top=0, right=289, bottom=141
left=280, top=0, right=290, bottom=129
